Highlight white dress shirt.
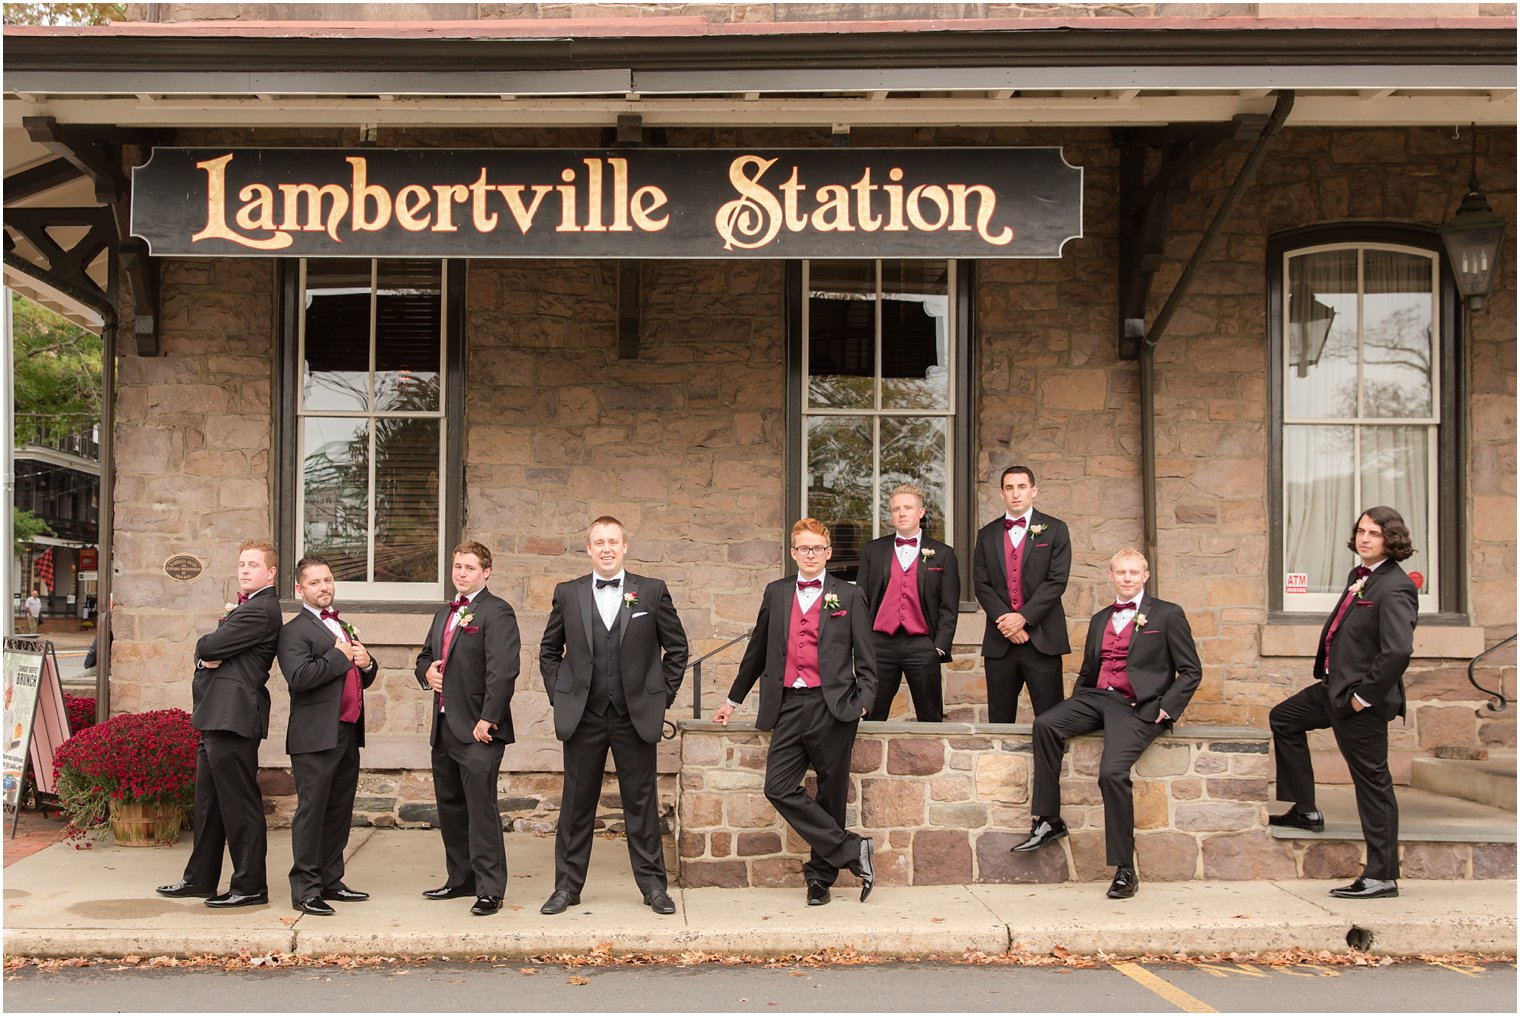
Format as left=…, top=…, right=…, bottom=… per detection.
left=593, top=570, right=627, bottom=630
left=893, top=530, right=922, bottom=571
left=1005, top=510, right=1034, bottom=549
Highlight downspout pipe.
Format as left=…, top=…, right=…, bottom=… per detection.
left=1140, top=90, right=1295, bottom=593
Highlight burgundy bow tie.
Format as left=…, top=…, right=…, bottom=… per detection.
left=320, top=608, right=340, bottom=621
left=1354, top=565, right=1372, bottom=579
left=797, top=579, right=822, bottom=590
left=1113, top=601, right=1137, bottom=612
left=895, top=537, right=918, bottom=547
left=236, top=592, right=250, bottom=605
left=449, top=596, right=469, bottom=611
left=1004, top=517, right=1027, bottom=530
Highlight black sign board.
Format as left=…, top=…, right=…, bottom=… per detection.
left=131, top=147, right=1082, bottom=259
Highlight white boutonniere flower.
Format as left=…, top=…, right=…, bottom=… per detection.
left=1134, top=613, right=1148, bottom=630
left=339, top=619, right=360, bottom=642
left=457, top=608, right=474, bottom=628
left=1028, top=523, right=1047, bottom=537
left=1349, top=577, right=1368, bottom=600
left=623, top=590, right=639, bottom=610
left=823, top=592, right=842, bottom=611
left=921, top=547, right=936, bottom=561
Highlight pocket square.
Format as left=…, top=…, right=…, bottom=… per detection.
left=1035, top=543, right=1050, bottom=548
left=1141, top=629, right=1160, bottom=635
left=830, top=610, right=848, bottom=618
left=460, top=625, right=481, bottom=634
left=1356, top=601, right=1375, bottom=607
left=928, top=566, right=944, bottom=572
left=632, top=611, right=649, bottom=618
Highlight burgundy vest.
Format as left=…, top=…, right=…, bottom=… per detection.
left=784, top=593, right=823, bottom=688
left=874, top=551, right=931, bottom=636
left=1004, top=527, right=1025, bottom=612
left=1097, top=615, right=1137, bottom=699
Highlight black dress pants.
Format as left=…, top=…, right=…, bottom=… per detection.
left=1031, top=687, right=1164, bottom=867
left=763, top=688, right=862, bottom=886
left=431, top=722, right=508, bottom=897
left=865, top=632, right=944, bottom=722
left=1270, top=682, right=1400, bottom=880
left=182, top=729, right=267, bottom=895
left=986, top=642, right=1065, bottom=723
left=288, top=722, right=361, bottom=904
left=556, top=704, right=665, bottom=897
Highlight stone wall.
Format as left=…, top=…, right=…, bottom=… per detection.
left=676, top=721, right=1514, bottom=887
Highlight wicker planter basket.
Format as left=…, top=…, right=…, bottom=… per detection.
left=108, top=800, right=184, bottom=847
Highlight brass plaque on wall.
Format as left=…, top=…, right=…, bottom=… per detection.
left=164, top=555, right=204, bottom=581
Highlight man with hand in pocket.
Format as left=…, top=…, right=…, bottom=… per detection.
left=539, top=516, right=689, bottom=916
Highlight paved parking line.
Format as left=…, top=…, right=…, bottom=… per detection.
left=1111, top=961, right=1218, bottom=1013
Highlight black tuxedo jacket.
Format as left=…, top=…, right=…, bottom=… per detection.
left=1075, top=596, right=1203, bottom=725
left=1314, top=561, right=1417, bottom=720
left=726, top=574, right=878, bottom=730
left=853, top=533, right=960, bottom=659
left=972, top=510, right=1072, bottom=658
left=539, top=572, right=689, bottom=744
left=278, top=609, right=379, bottom=755
left=192, top=585, right=282, bottom=739
left=413, top=588, right=520, bottom=746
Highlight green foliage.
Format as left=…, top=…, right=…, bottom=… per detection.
left=11, top=293, right=102, bottom=447
left=12, top=508, right=54, bottom=560
left=2, top=3, right=124, bottom=25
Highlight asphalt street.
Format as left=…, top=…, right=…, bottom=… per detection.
left=3, top=959, right=1516, bottom=1013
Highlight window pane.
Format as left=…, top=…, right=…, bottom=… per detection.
left=375, top=260, right=442, bottom=413
left=303, top=417, right=370, bottom=581
left=1362, top=250, right=1435, bottom=419
left=807, top=260, right=876, bottom=409
left=1283, top=424, right=1355, bottom=594
left=880, top=260, right=950, bottom=411
left=806, top=416, right=873, bottom=578
left=303, top=260, right=372, bottom=412
left=1284, top=250, right=1358, bottom=420
left=1360, top=424, right=1432, bottom=597
left=373, top=417, right=441, bottom=583
left=878, top=417, right=948, bottom=539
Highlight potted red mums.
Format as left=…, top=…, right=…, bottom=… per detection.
left=53, top=709, right=199, bottom=846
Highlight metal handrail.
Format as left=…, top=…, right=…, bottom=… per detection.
left=1466, top=633, right=1515, bottom=713
left=685, top=629, right=753, bottom=720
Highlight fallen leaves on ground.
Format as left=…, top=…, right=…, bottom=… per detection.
left=566, top=975, right=590, bottom=985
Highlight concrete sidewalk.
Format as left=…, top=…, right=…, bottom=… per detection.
left=2, top=828, right=1514, bottom=960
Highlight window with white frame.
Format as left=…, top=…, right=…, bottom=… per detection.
left=1278, top=241, right=1441, bottom=613
left=801, top=260, right=957, bottom=578
left=296, top=258, right=448, bottom=598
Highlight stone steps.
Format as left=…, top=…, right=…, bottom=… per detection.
left=1410, top=751, right=1517, bottom=812
left=1267, top=783, right=1516, bottom=845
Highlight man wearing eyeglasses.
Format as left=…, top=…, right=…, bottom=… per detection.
left=713, top=519, right=879, bottom=906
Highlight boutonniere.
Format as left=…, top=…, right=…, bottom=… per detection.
left=1134, top=613, right=1148, bottom=630
left=216, top=601, right=237, bottom=625
left=1028, top=523, right=1048, bottom=537
left=457, top=607, right=474, bottom=628
left=920, top=547, right=936, bottom=561
left=1349, top=577, right=1368, bottom=600
left=623, top=591, right=639, bottom=610
left=339, top=618, right=360, bottom=642
left=823, top=592, right=842, bottom=611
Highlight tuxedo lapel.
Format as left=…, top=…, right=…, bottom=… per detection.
left=617, top=575, right=636, bottom=644
left=986, top=522, right=1009, bottom=591
left=1124, top=597, right=1145, bottom=661
left=774, top=581, right=794, bottom=686
left=577, top=576, right=597, bottom=657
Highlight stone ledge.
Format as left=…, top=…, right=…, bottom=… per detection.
left=1262, top=623, right=1486, bottom=659
left=680, top=719, right=1267, bottom=741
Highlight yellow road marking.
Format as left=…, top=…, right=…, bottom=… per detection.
left=1432, top=962, right=1483, bottom=977
left=1111, top=961, right=1219, bottom=1013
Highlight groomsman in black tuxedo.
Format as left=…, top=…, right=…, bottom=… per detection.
left=713, top=518, right=878, bottom=906
left=277, top=555, right=378, bottom=916
left=973, top=465, right=1071, bottom=723
left=414, top=541, right=520, bottom=916
left=856, top=483, right=960, bottom=722
left=1013, top=548, right=1202, bottom=900
left=157, top=539, right=282, bottom=908
left=1269, top=507, right=1419, bottom=900
left=538, top=516, right=688, bottom=916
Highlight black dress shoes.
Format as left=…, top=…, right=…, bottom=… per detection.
left=295, top=896, right=335, bottom=916
left=848, top=836, right=875, bottom=902
left=1012, top=816, right=1069, bottom=853
left=470, top=895, right=503, bottom=916
left=155, top=880, right=214, bottom=899
left=644, top=890, right=676, bottom=915
left=1107, top=866, right=1140, bottom=900
left=1268, top=807, right=1326, bottom=833
left=205, top=891, right=269, bottom=909
left=1329, top=877, right=1398, bottom=899
left=540, top=889, right=581, bottom=915
left=806, top=881, right=831, bottom=906
left=321, top=886, right=369, bottom=903
left=422, top=883, right=477, bottom=901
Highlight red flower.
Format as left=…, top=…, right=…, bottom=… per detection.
left=54, top=708, right=199, bottom=840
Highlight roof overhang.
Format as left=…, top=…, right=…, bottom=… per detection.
left=3, top=16, right=1515, bottom=130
